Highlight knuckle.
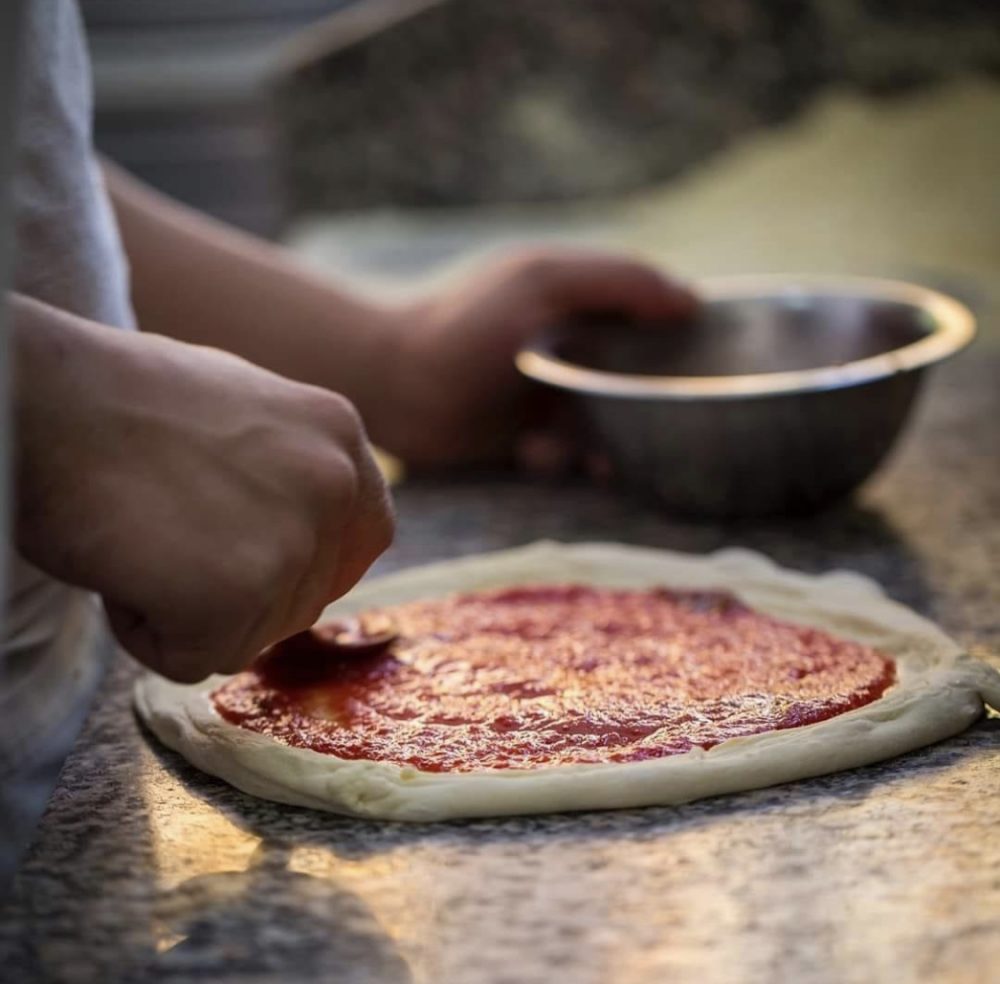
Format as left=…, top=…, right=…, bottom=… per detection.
left=312, top=390, right=365, bottom=446
left=221, top=540, right=293, bottom=612
left=294, top=440, right=361, bottom=520
left=323, top=446, right=361, bottom=513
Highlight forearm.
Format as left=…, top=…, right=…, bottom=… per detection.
left=103, top=161, right=401, bottom=442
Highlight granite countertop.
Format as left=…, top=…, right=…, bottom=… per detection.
left=0, top=327, right=998, bottom=982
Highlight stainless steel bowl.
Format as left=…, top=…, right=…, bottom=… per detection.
left=516, top=274, right=975, bottom=518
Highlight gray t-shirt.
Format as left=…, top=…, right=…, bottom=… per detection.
left=1, top=0, right=134, bottom=888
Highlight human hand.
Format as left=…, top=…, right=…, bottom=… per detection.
left=378, top=248, right=697, bottom=471
left=12, top=296, right=393, bottom=682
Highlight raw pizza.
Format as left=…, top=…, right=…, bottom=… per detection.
left=135, top=542, right=1000, bottom=820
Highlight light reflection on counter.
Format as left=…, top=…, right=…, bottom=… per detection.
left=139, top=738, right=430, bottom=978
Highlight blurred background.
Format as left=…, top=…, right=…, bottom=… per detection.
left=82, top=0, right=1000, bottom=308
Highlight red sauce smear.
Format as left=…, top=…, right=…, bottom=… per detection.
left=212, top=585, right=896, bottom=772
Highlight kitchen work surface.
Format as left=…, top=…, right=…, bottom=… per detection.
left=1, top=339, right=998, bottom=984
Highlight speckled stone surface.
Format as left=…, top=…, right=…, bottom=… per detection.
left=276, top=0, right=1000, bottom=212
left=0, top=332, right=998, bottom=983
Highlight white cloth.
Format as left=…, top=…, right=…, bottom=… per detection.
left=1, top=0, right=135, bottom=889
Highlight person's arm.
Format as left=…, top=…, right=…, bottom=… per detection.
left=104, top=161, right=401, bottom=443
left=9, top=291, right=392, bottom=681
left=105, top=161, right=697, bottom=468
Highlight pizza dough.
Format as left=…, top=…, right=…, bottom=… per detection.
left=135, top=542, right=1000, bottom=820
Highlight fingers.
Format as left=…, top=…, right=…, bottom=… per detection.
left=325, top=438, right=395, bottom=602
left=248, top=439, right=394, bottom=667
left=253, top=410, right=394, bottom=661
left=505, top=247, right=699, bottom=324
left=112, top=389, right=395, bottom=684
left=303, top=390, right=395, bottom=604
left=499, top=248, right=691, bottom=483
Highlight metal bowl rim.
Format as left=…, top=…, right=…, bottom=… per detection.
left=515, top=274, right=976, bottom=400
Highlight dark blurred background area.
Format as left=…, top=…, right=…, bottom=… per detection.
left=274, top=0, right=1000, bottom=213
left=81, top=0, right=1000, bottom=303
left=82, top=0, right=356, bottom=234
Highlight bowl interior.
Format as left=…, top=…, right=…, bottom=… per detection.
left=554, top=294, right=936, bottom=377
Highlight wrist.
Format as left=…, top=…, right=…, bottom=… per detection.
left=344, top=296, right=421, bottom=451
left=10, top=295, right=121, bottom=577
left=12, top=294, right=105, bottom=440
left=355, top=297, right=448, bottom=461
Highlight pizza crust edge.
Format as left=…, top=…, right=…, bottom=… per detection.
left=134, top=541, right=1000, bottom=820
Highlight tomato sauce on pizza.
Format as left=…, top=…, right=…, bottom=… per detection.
left=211, top=585, right=896, bottom=772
